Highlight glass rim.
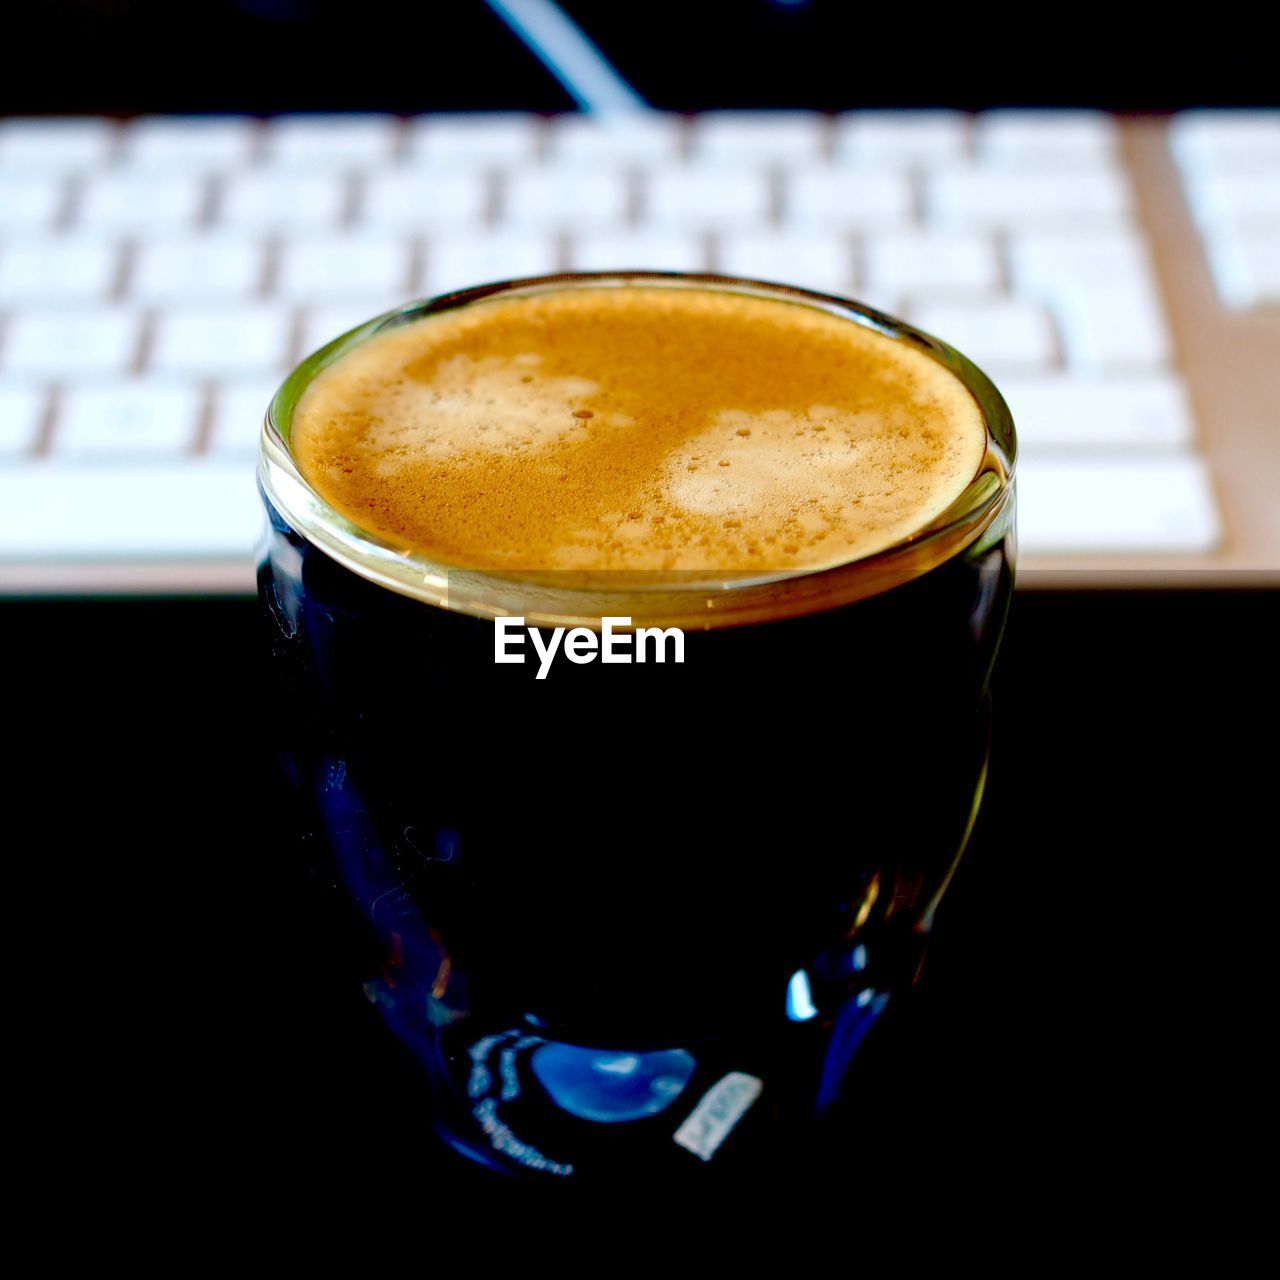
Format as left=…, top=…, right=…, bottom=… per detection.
left=257, top=271, right=1016, bottom=628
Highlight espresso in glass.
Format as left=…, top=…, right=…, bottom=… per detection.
left=258, top=274, right=1016, bottom=1186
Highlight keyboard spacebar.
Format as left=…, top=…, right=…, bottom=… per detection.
left=0, top=463, right=263, bottom=559
left=1016, top=454, right=1221, bottom=554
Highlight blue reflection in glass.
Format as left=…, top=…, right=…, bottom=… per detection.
left=786, top=968, right=819, bottom=1022
left=531, top=1044, right=696, bottom=1123
left=816, top=989, right=889, bottom=1113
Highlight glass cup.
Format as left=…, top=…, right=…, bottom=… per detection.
left=257, top=272, right=1016, bottom=1187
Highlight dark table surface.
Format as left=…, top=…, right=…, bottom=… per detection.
left=9, top=587, right=1275, bottom=1215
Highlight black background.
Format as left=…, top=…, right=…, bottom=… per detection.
left=3, top=0, right=1277, bottom=114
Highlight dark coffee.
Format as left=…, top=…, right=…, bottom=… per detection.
left=257, top=275, right=1016, bottom=1185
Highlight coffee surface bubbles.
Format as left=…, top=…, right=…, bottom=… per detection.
left=290, top=286, right=987, bottom=574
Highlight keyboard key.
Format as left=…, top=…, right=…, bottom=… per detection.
left=409, top=114, right=540, bottom=167
left=0, top=238, right=119, bottom=304
left=783, top=169, right=912, bottom=229
left=1205, top=233, right=1280, bottom=308
left=0, top=386, right=46, bottom=457
left=1008, top=230, right=1157, bottom=298
left=690, top=112, right=825, bottom=163
left=909, top=299, right=1056, bottom=370
left=716, top=233, right=853, bottom=295
left=0, top=462, right=262, bottom=560
left=276, top=235, right=411, bottom=303
left=0, top=117, right=115, bottom=170
left=5, top=309, right=138, bottom=376
left=975, top=111, right=1117, bottom=166
left=645, top=169, right=770, bottom=229
left=0, top=175, right=65, bottom=231
left=1016, top=454, right=1220, bottom=554
left=208, top=377, right=282, bottom=460
left=131, top=236, right=264, bottom=303
left=567, top=232, right=706, bottom=272
left=834, top=112, right=968, bottom=167
left=927, top=167, right=1131, bottom=227
left=1054, top=283, right=1171, bottom=370
left=423, top=235, right=558, bottom=295
left=502, top=168, right=629, bottom=230
left=1171, top=111, right=1280, bottom=170
left=547, top=115, right=681, bottom=165
left=151, top=305, right=293, bottom=376
left=1184, top=171, right=1280, bottom=232
left=299, top=300, right=412, bottom=355
left=263, top=114, right=400, bottom=168
left=77, top=173, right=207, bottom=232
left=1174, top=112, right=1280, bottom=307
left=361, top=171, right=487, bottom=230
left=219, top=172, right=347, bottom=231
left=996, top=375, right=1195, bottom=451
left=120, top=115, right=257, bottom=170
left=56, top=382, right=201, bottom=459
left=864, top=231, right=999, bottom=297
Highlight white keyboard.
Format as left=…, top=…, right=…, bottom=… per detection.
left=2, top=108, right=1265, bottom=587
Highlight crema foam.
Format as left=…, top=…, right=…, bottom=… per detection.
left=289, top=285, right=988, bottom=574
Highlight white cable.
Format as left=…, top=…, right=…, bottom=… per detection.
left=485, top=0, right=649, bottom=115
